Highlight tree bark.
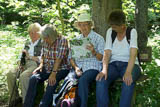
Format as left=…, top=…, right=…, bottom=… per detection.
left=92, top=0, right=122, bottom=39
left=135, top=0, right=148, bottom=48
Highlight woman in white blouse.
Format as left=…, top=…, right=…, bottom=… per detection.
left=96, top=9, right=141, bottom=107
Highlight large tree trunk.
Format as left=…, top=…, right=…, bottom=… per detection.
left=92, top=0, right=122, bottom=39
left=135, top=0, right=148, bottom=48
left=136, top=0, right=151, bottom=62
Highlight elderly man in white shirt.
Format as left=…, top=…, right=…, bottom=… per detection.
left=6, top=23, right=42, bottom=107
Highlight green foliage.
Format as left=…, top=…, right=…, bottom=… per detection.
left=122, top=0, right=136, bottom=26
left=0, top=0, right=92, bottom=35
left=0, top=0, right=160, bottom=106
left=0, top=25, right=27, bottom=104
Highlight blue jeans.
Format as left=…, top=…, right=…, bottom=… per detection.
left=24, top=67, right=69, bottom=107
left=78, top=69, right=99, bottom=107
left=96, top=61, right=141, bottom=107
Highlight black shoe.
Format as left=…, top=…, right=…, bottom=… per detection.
left=9, top=97, right=22, bottom=107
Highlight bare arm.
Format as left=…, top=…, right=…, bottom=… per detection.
left=48, top=58, right=62, bottom=86
left=70, top=58, right=82, bottom=76
left=123, top=48, right=137, bottom=86
left=126, top=48, right=137, bottom=72
left=32, top=57, right=43, bottom=74
left=96, top=50, right=111, bottom=81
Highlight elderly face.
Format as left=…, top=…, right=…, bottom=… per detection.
left=43, top=36, right=53, bottom=45
left=77, top=22, right=91, bottom=37
left=29, top=29, right=40, bottom=43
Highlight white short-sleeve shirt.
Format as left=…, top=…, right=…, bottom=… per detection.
left=105, top=28, right=139, bottom=64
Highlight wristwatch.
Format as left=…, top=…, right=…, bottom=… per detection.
left=53, top=70, right=58, bottom=73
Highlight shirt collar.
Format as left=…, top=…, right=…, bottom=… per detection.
left=30, top=39, right=40, bottom=46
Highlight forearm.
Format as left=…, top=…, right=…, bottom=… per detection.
left=92, top=49, right=103, bottom=61
left=102, top=50, right=111, bottom=71
left=37, top=58, right=43, bottom=68
left=126, top=48, right=137, bottom=73
left=70, top=58, right=78, bottom=69
left=52, top=58, right=62, bottom=72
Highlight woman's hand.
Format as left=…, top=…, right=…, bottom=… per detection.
left=123, top=71, right=133, bottom=86
left=96, top=69, right=107, bottom=81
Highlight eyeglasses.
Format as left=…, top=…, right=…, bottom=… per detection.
left=78, top=23, right=90, bottom=27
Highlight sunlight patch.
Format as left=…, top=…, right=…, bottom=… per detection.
left=155, top=59, right=160, bottom=66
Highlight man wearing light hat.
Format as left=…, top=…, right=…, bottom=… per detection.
left=69, top=12, right=105, bottom=107
left=24, top=24, right=70, bottom=107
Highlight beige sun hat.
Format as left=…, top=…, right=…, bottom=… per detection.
left=74, top=12, right=94, bottom=28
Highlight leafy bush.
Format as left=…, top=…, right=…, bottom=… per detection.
left=0, top=0, right=159, bottom=106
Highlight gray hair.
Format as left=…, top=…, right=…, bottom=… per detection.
left=40, top=24, right=58, bottom=41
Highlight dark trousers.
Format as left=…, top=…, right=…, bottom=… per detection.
left=24, top=67, right=69, bottom=107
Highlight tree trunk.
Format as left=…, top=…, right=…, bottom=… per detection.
left=135, top=0, right=148, bottom=48
left=92, top=0, right=122, bottom=39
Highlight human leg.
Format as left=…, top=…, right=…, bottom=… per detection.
left=78, top=69, right=99, bottom=107
left=96, top=62, right=119, bottom=107
left=6, top=67, right=20, bottom=102
left=39, top=69, right=69, bottom=107
left=24, top=68, right=49, bottom=107
left=19, top=60, right=37, bottom=103
left=119, top=63, right=141, bottom=107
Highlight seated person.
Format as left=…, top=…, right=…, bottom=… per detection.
left=69, top=12, right=105, bottom=107
left=96, top=9, right=141, bottom=107
left=6, top=23, right=42, bottom=106
left=24, top=24, right=70, bottom=107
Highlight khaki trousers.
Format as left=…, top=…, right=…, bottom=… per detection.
left=7, top=60, right=37, bottom=103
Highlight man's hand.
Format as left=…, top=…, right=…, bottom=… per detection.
left=75, top=67, right=83, bottom=77
left=86, top=43, right=94, bottom=52
left=123, top=71, right=133, bottom=86
left=96, top=69, right=107, bottom=81
left=86, top=43, right=97, bottom=55
left=48, top=72, right=56, bottom=86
